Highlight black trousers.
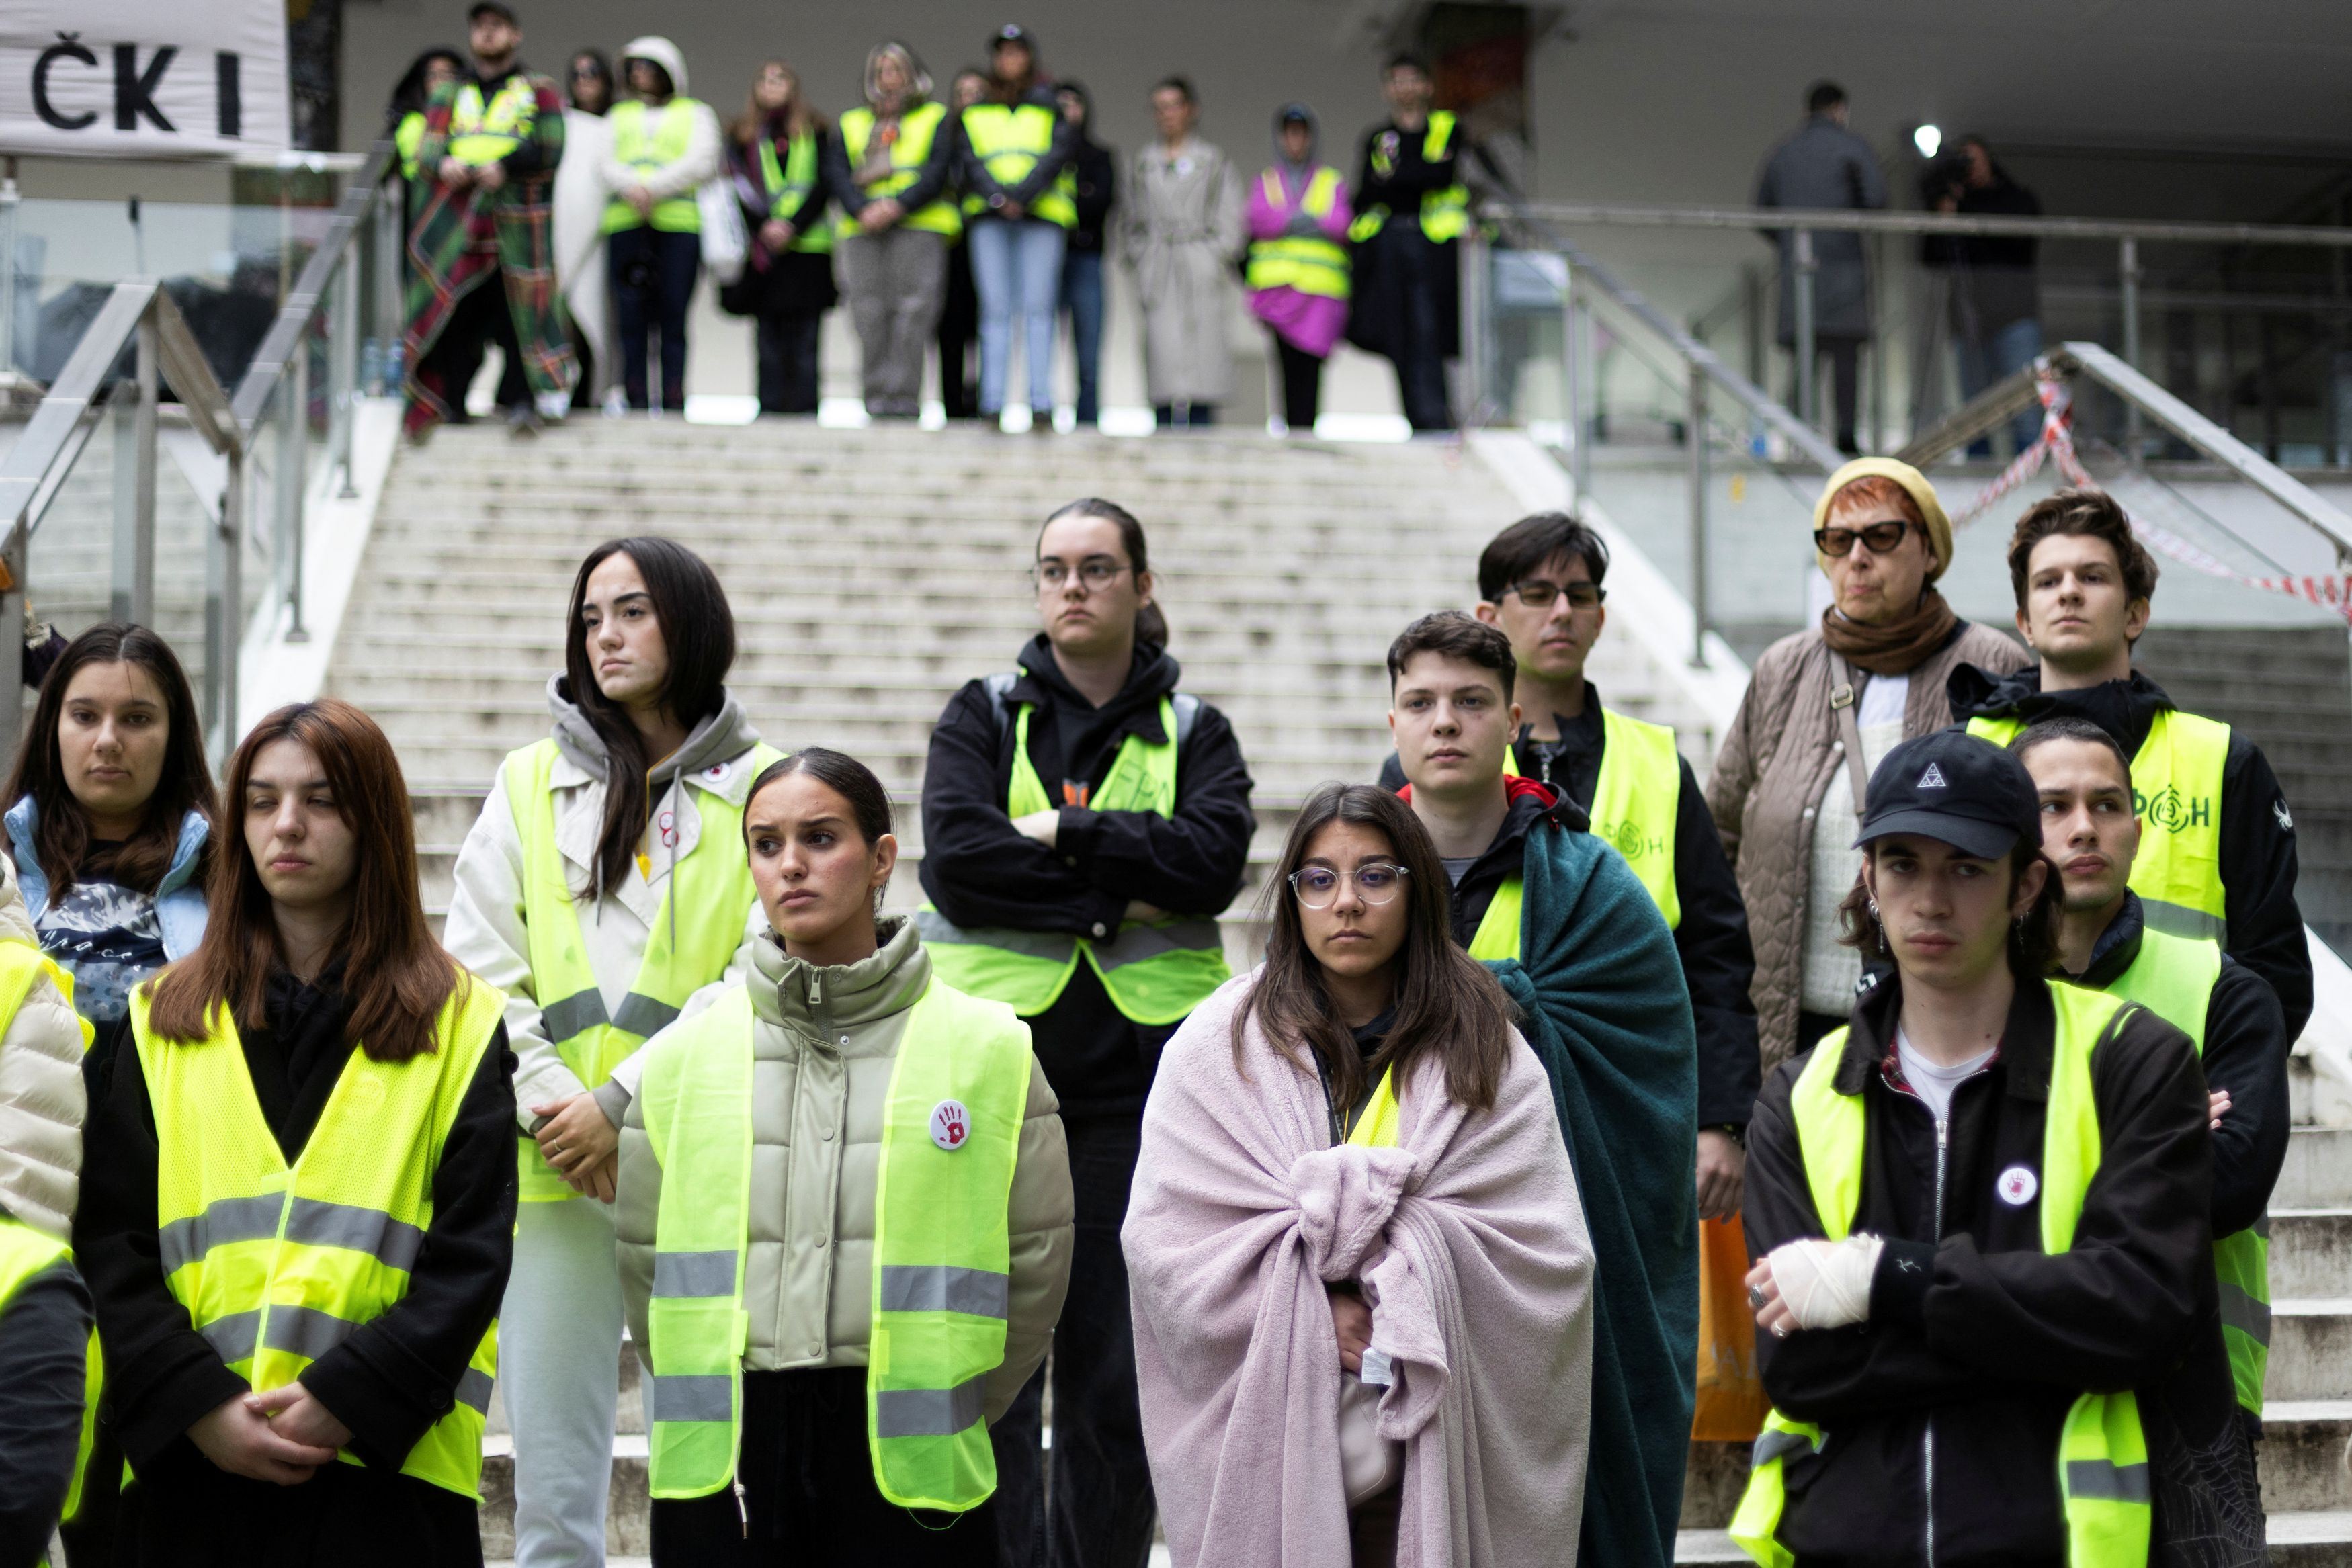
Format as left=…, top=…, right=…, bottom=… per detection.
left=111, top=1440, right=480, bottom=1567
left=1275, top=336, right=1324, bottom=432
left=1376, top=230, right=1453, bottom=431
left=652, top=1367, right=1001, bottom=1567
left=939, top=239, right=980, bottom=419
left=756, top=313, right=821, bottom=415
left=989, top=1112, right=1157, bottom=1568
left=609, top=226, right=700, bottom=410
left=1790, top=335, right=1865, bottom=453
left=421, top=272, right=530, bottom=421
left=1152, top=403, right=1216, bottom=429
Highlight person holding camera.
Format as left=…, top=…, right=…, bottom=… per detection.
left=1921, top=134, right=2044, bottom=455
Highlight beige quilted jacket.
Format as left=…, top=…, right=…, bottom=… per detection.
left=0, top=852, right=92, bottom=1240
left=1704, top=621, right=2029, bottom=1071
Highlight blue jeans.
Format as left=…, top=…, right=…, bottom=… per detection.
left=1060, top=250, right=1105, bottom=425
left=970, top=218, right=1065, bottom=416
left=1956, top=314, right=2044, bottom=455
left=609, top=226, right=701, bottom=410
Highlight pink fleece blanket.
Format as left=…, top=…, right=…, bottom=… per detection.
left=1122, top=975, right=1596, bottom=1567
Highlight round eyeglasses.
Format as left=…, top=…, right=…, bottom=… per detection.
left=1288, top=863, right=1409, bottom=909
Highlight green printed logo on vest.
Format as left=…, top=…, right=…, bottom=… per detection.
left=2136, top=782, right=2212, bottom=835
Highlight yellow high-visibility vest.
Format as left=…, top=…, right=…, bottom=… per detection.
left=755, top=132, right=833, bottom=254
left=605, top=99, right=707, bottom=234
left=446, top=76, right=539, bottom=168
left=634, top=977, right=1032, bottom=1509
left=1246, top=169, right=1350, bottom=301
left=837, top=103, right=962, bottom=240
left=959, top=103, right=1076, bottom=227
left=132, top=975, right=507, bottom=1499
left=1728, top=982, right=2152, bottom=1568
left=1347, top=112, right=1468, bottom=244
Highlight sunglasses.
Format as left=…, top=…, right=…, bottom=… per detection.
left=1814, top=520, right=1917, bottom=558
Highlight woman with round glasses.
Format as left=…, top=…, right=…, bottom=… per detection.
left=918, top=496, right=1254, bottom=1567
left=1124, top=782, right=1594, bottom=1564
left=1704, top=457, right=2029, bottom=1075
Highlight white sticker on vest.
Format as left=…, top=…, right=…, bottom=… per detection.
left=931, top=1099, right=972, bottom=1151
left=704, top=760, right=730, bottom=783
left=658, top=808, right=677, bottom=847
left=1996, top=1165, right=2038, bottom=1206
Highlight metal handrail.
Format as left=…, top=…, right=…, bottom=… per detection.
left=1516, top=200, right=2352, bottom=249
left=233, top=138, right=395, bottom=433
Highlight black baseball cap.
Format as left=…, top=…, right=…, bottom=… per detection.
left=1854, top=730, right=2040, bottom=860
left=468, top=1, right=518, bottom=24
left=991, top=24, right=1033, bottom=48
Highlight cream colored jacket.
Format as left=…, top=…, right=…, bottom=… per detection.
left=0, top=853, right=91, bottom=1240
left=617, top=918, right=1073, bottom=1420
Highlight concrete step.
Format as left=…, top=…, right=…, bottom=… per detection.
left=478, top=1432, right=648, bottom=1560
left=2283, top=1129, right=2352, bottom=1211
left=2275, top=1211, right=2352, bottom=1298
left=2273, top=1299, right=2352, bottom=1403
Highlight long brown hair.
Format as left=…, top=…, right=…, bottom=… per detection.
left=1238, top=783, right=1511, bottom=1116
left=146, top=700, right=464, bottom=1063
left=3, top=623, right=215, bottom=901
left=564, top=538, right=738, bottom=894
left=730, top=60, right=827, bottom=146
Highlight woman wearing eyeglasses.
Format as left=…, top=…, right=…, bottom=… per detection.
left=1123, top=781, right=1594, bottom=1566
left=917, top=496, right=1255, bottom=1568
left=1704, top=458, right=2030, bottom=1076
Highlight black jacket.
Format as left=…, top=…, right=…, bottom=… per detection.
left=1947, top=664, right=2310, bottom=1040
left=0, top=1249, right=89, bottom=1565
left=820, top=105, right=956, bottom=220
left=954, top=86, right=1076, bottom=217
left=919, top=636, right=1254, bottom=1116
left=1064, top=134, right=1116, bottom=254
left=1921, top=170, right=2042, bottom=335
left=2072, top=892, right=2290, bottom=1239
left=1745, top=974, right=2246, bottom=1566
left=1382, top=691, right=1760, bottom=1127
left=1355, top=116, right=1459, bottom=222
left=75, top=965, right=517, bottom=1477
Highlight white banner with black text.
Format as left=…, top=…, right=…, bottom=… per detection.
left=0, top=0, right=287, bottom=158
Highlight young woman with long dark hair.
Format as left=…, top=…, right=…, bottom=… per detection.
left=721, top=60, right=837, bottom=415
left=1123, top=783, right=1593, bottom=1567
left=918, top=496, right=1253, bottom=1567
left=617, top=747, right=1070, bottom=1565
left=74, top=699, right=514, bottom=1565
left=443, top=535, right=781, bottom=1568
left=1734, top=731, right=2260, bottom=1567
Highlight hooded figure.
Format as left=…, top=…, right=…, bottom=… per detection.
left=1246, top=102, right=1353, bottom=431
left=599, top=36, right=722, bottom=411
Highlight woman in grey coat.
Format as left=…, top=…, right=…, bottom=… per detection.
left=1122, top=77, right=1244, bottom=429
left=1754, top=81, right=1886, bottom=454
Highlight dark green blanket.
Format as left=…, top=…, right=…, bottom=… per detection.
left=1486, top=818, right=1698, bottom=1568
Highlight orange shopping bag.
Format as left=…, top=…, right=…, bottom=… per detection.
left=1691, top=1212, right=1770, bottom=1442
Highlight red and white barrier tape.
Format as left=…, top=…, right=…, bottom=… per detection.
left=1945, top=365, right=2352, bottom=623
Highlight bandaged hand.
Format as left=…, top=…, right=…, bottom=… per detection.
left=1751, top=1235, right=1884, bottom=1335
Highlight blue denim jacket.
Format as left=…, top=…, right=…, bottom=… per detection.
left=5, top=794, right=210, bottom=961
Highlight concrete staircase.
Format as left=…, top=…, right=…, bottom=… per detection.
left=325, top=417, right=1726, bottom=1553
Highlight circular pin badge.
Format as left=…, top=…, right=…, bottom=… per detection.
left=930, top=1099, right=971, bottom=1152
left=658, top=808, right=677, bottom=847
left=705, top=761, right=730, bottom=783
left=1996, top=1165, right=2038, bottom=1207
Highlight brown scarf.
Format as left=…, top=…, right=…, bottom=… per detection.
left=1819, top=587, right=1959, bottom=677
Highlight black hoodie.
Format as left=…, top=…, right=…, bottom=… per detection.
left=1945, top=664, right=2310, bottom=1041
left=919, top=636, right=1255, bottom=1117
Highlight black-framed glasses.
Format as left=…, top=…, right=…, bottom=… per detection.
left=1507, top=579, right=1605, bottom=610
left=1814, top=520, right=1917, bottom=558
left=1033, top=559, right=1130, bottom=591
left=1288, top=863, right=1409, bottom=908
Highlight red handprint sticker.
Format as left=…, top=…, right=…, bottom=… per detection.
left=929, top=1099, right=970, bottom=1152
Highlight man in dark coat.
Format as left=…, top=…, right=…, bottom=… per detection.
left=1755, top=81, right=1886, bottom=454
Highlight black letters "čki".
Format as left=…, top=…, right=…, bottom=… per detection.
left=114, top=43, right=176, bottom=132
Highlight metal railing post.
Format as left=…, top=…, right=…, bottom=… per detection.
left=374, top=183, right=403, bottom=394
left=1560, top=267, right=1579, bottom=461
left=109, top=315, right=160, bottom=625
left=1569, top=294, right=1595, bottom=504
left=332, top=259, right=360, bottom=498
left=2119, top=235, right=2143, bottom=465
left=1460, top=228, right=1490, bottom=426
left=0, top=521, right=22, bottom=746
left=1687, top=361, right=1710, bottom=667
left=209, top=453, right=243, bottom=762
left=0, top=157, right=17, bottom=380
left=274, top=345, right=310, bottom=642
left=1793, top=228, right=1817, bottom=431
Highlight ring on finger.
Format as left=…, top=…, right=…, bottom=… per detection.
left=1747, top=1284, right=1769, bottom=1310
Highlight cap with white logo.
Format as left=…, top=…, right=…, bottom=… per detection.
left=1853, top=730, right=2040, bottom=860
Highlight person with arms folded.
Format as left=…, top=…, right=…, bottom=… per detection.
left=74, top=701, right=515, bottom=1567
left=1247, top=103, right=1351, bottom=437
left=1383, top=609, right=1697, bottom=1568
left=443, top=537, right=780, bottom=1568
left=1734, top=729, right=2261, bottom=1567
left=1124, top=783, right=1595, bottom=1567
left=825, top=42, right=959, bottom=422
left=919, top=498, right=1253, bottom=1568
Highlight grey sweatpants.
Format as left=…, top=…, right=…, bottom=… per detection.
left=838, top=226, right=948, bottom=417
left=503, top=1195, right=626, bottom=1567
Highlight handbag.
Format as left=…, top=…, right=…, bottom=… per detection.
left=1338, top=1356, right=1404, bottom=1508
left=698, top=177, right=748, bottom=287
left=1691, top=1213, right=1771, bottom=1442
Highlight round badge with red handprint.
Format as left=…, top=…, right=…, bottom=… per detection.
left=930, top=1099, right=971, bottom=1152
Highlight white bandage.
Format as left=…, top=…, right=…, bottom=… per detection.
left=1766, top=1235, right=1884, bottom=1330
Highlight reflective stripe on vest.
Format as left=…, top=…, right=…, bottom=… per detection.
left=605, top=99, right=706, bottom=232
left=132, top=977, right=506, bottom=1500
left=2091, top=927, right=2269, bottom=1411
left=447, top=76, right=538, bottom=167
left=1730, top=982, right=2150, bottom=1568
left=959, top=103, right=1076, bottom=227
left=637, top=979, right=1031, bottom=1509
left=503, top=737, right=783, bottom=1201
left=396, top=111, right=427, bottom=181
left=1587, top=708, right=1683, bottom=930
left=1347, top=112, right=1469, bottom=244
left=1467, top=875, right=1523, bottom=963
left=920, top=685, right=1228, bottom=1024
left=1246, top=168, right=1351, bottom=300
left=1967, top=710, right=2228, bottom=941
left=756, top=132, right=833, bottom=253
left=837, top=103, right=962, bottom=239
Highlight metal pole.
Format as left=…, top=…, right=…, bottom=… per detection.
left=1867, top=232, right=1885, bottom=454
left=208, top=455, right=243, bottom=763
left=1794, top=228, right=1818, bottom=431
left=0, top=521, right=23, bottom=748
left=133, top=312, right=158, bottom=621
left=1562, top=271, right=1581, bottom=470
left=1570, top=296, right=1595, bottom=505
left=332, top=260, right=359, bottom=498
left=1687, top=361, right=1710, bottom=667
left=276, top=347, right=310, bottom=642
left=2119, top=235, right=2143, bottom=465
left=1460, top=229, right=1489, bottom=427
left=0, top=157, right=18, bottom=380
